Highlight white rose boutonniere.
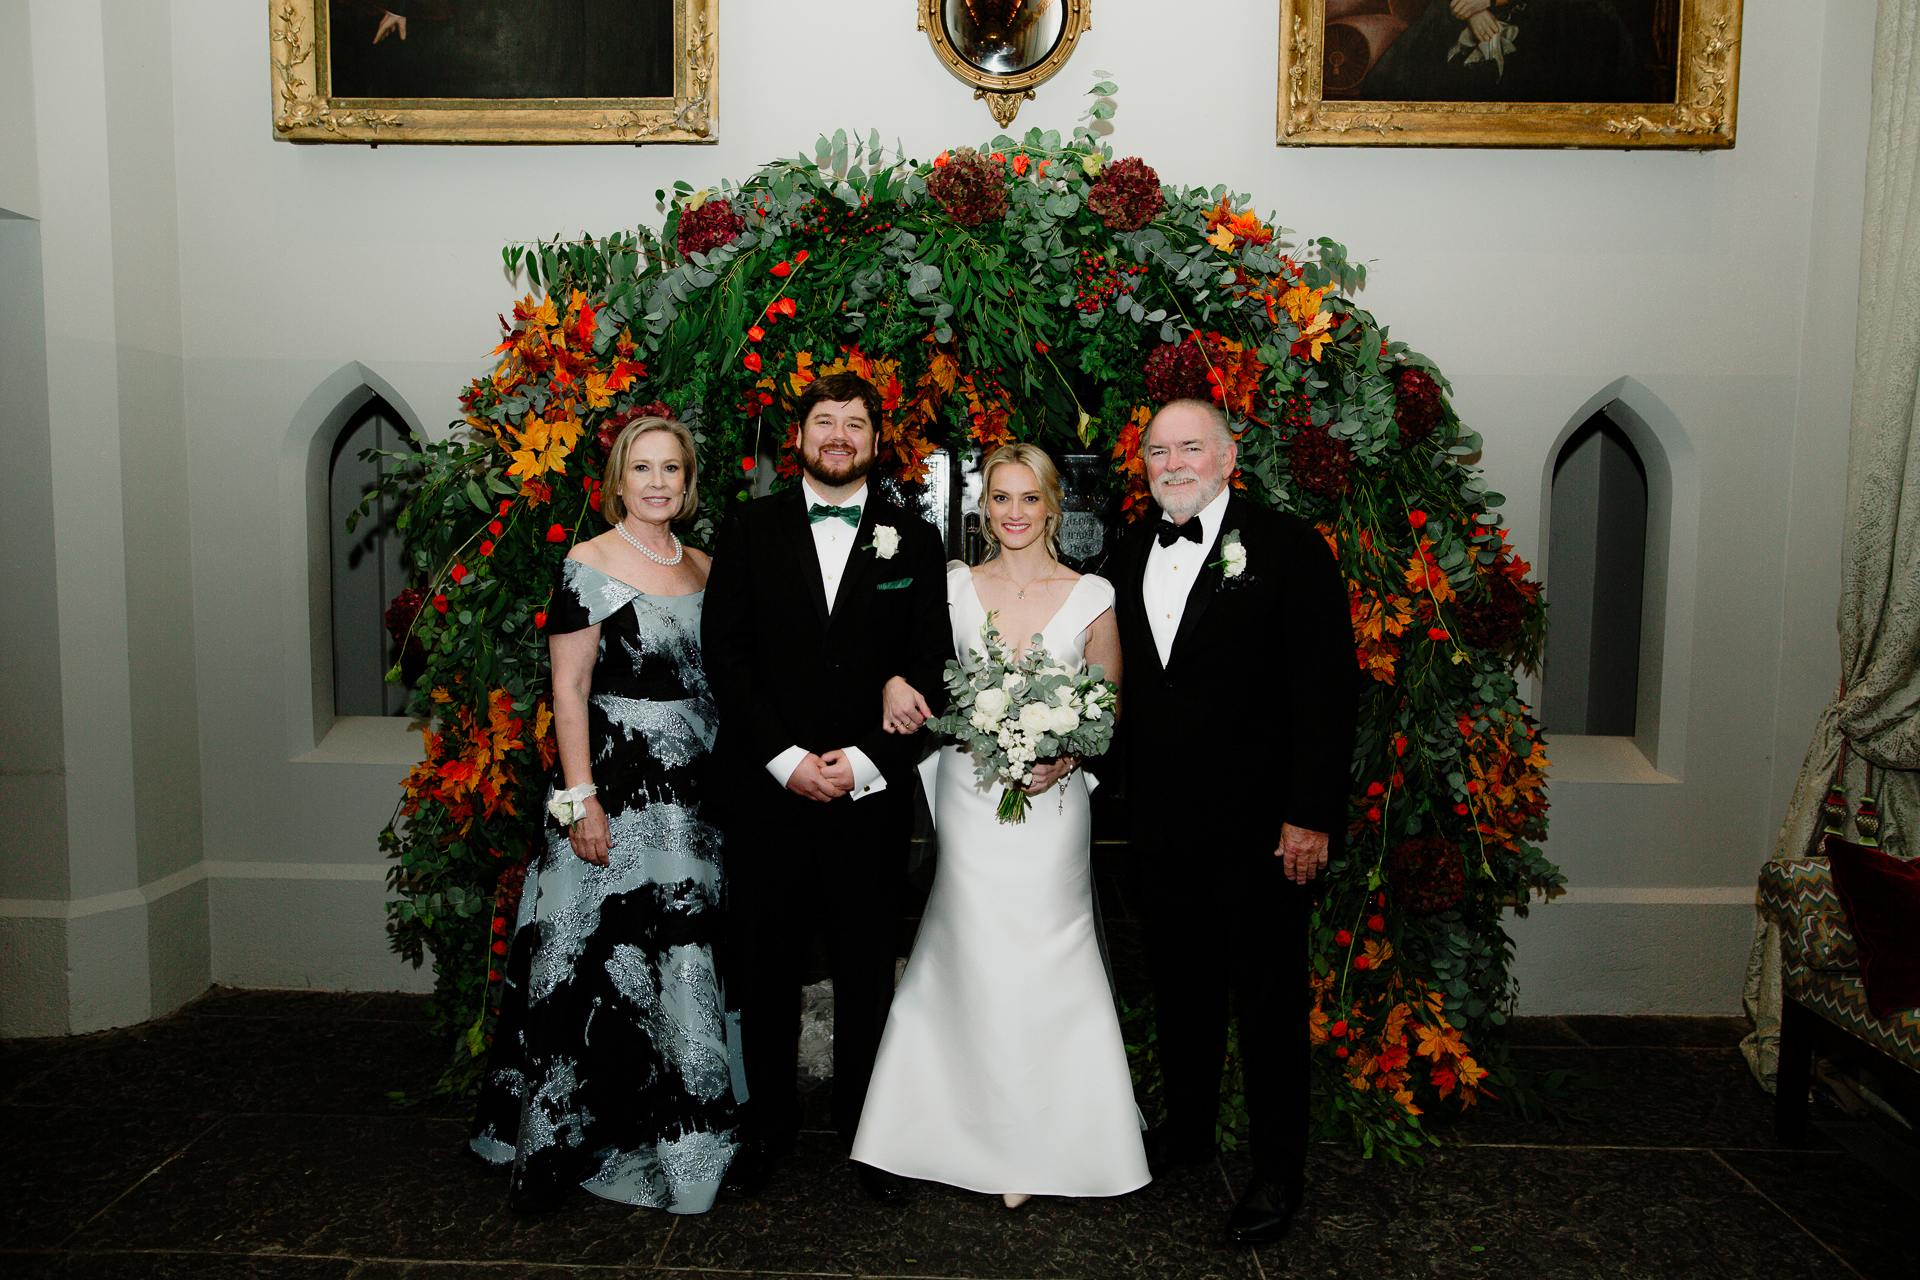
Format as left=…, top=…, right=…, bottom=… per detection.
left=1211, top=530, right=1247, bottom=579
left=865, top=525, right=901, bottom=559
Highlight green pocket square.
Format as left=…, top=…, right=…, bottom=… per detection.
left=876, top=577, right=913, bottom=591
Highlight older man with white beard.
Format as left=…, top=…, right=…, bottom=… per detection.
left=1110, top=399, right=1358, bottom=1246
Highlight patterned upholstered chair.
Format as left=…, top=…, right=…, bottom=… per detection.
left=1761, top=855, right=1920, bottom=1144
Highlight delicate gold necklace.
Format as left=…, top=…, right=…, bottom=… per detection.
left=1005, top=561, right=1055, bottom=600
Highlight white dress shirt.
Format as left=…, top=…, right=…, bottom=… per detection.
left=765, top=477, right=886, bottom=799
left=1142, top=486, right=1231, bottom=668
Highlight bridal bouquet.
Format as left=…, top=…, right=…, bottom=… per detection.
left=927, top=614, right=1119, bottom=824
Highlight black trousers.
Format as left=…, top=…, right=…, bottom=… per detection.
left=1135, top=832, right=1311, bottom=1187
left=724, top=780, right=909, bottom=1151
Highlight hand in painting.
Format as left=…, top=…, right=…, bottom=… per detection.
left=373, top=12, right=408, bottom=43
left=1467, top=9, right=1502, bottom=42
left=1448, top=0, right=1493, bottom=16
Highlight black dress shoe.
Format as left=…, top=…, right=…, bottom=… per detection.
left=853, top=1160, right=911, bottom=1204
left=1225, top=1175, right=1302, bottom=1247
left=1144, top=1126, right=1213, bottom=1177
left=720, top=1138, right=774, bottom=1197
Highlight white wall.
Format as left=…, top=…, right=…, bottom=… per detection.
left=0, top=0, right=1878, bottom=1027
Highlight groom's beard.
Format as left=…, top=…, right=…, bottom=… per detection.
left=803, top=450, right=874, bottom=489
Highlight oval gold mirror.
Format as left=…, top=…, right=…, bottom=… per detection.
left=918, top=0, right=1092, bottom=127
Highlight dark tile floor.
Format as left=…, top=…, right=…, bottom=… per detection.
left=4, top=842, right=1916, bottom=1278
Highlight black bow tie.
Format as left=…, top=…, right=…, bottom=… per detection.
left=1156, top=519, right=1204, bottom=548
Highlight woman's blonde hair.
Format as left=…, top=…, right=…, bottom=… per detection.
left=979, top=442, right=1063, bottom=559
left=602, top=417, right=700, bottom=525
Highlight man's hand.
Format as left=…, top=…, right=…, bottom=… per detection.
left=1022, top=757, right=1076, bottom=795
left=373, top=12, right=408, bottom=42
left=1467, top=9, right=1501, bottom=42
left=1275, top=823, right=1330, bottom=884
left=787, top=753, right=850, bottom=802
left=1449, top=0, right=1492, bottom=17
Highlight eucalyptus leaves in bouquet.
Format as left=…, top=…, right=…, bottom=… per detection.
left=928, top=614, right=1118, bottom=823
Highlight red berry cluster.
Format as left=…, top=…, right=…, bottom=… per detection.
left=793, top=196, right=893, bottom=246
left=1072, top=248, right=1147, bottom=313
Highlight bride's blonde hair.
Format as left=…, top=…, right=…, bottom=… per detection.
left=979, top=443, right=1063, bottom=559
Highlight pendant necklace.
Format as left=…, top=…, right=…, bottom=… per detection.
left=1008, top=565, right=1052, bottom=600
left=617, top=520, right=683, bottom=566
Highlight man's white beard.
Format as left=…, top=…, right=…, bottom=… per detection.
left=1153, top=475, right=1217, bottom=520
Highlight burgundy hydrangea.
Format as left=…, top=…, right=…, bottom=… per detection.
left=675, top=198, right=746, bottom=259
left=926, top=148, right=1009, bottom=228
left=1388, top=833, right=1466, bottom=914
left=383, top=588, right=430, bottom=687
left=1144, top=336, right=1215, bottom=404
left=1086, top=157, right=1165, bottom=231
left=1393, top=366, right=1444, bottom=449
left=596, top=400, right=676, bottom=451
left=1286, top=423, right=1355, bottom=501
left=1455, top=572, right=1531, bottom=653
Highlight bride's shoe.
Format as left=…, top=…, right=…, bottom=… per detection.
left=1002, top=1193, right=1031, bottom=1210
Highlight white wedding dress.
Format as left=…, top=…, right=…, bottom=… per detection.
left=850, top=563, right=1150, bottom=1197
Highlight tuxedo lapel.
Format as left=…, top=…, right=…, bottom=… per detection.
left=783, top=487, right=831, bottom=629
left=1167, top=494, right=1233, bottom=670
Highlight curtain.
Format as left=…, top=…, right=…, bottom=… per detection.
left=1743, top=0, right=1920, bottom=1088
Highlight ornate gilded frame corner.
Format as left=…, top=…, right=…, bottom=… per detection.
left=270, top=0, right=718, bottom=144
left=918, top=0, right=1092, bottom=127
left=1276, top=0, right=1741, bottom=149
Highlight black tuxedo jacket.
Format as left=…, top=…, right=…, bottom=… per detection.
left=702, top=484, right=952, bottom=794
left=1113, top=493, right=1359, bottom=852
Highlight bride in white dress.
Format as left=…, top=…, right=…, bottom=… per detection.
left=850, top=444, right=1151, bottom=1207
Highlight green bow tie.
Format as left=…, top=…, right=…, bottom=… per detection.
left=808, top=502, right=861, bottom=526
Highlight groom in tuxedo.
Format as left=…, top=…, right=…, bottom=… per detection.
left=701, top=371, right=951, bottom=1201
left=1114, top=399, right=1358, bottom=1245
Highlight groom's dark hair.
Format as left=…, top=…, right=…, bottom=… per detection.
left=794, top=371, right=884, bottom=430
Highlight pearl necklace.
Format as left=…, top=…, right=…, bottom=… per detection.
left=616, top=520, right=683, bottom=566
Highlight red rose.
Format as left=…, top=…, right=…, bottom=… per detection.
left=1335, top=929, right=1352, bottom=946
left=497, top=499, right=512, bottom=515
left=1368, top=914, right=1386, bottom=932
left=1354, top=955, right=1370, bottom=970
left=1454, top=803, right=1471, bottom=815
left=487, top=970, right=501, bottom=982
left=1366, top=807, right=1382, bottom=822
left=1408, top=509, right=1428, bottom=529
left=1331, top=1020, right=1348, bottom=1037
left=744, top=352, right=763, bottom=372
left=741, top=457, right=755, bottom=472
left=491, top=917, right=507, bottom=934
left=491, top=940, right=508, bottom=955
left=1365, top=781, right=1385, bottom=797
left=770, top=262, right=792, bottom=277
left=1428, top=627, right=1449, bottom=641
left=479, top=540, right=495, bottom=557
left=588, top=491, right=602, bottom=512
left=449, top=564, right=468, bottom=584
left=546, top=524, right=567, bottom=542
left=488, top=520, right=503, bottom=536
left=534, top=610, right=548, bottom=629
left=1391, top=772, right=1404, bottom=788
left=1336, top=1047, right=1349, bottom=1058
left=433, top=594, right=448, bottom=614
left=748, top=325, right=765, bottom=341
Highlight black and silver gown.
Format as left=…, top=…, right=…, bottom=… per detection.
left=468, top=559, right=742, bottom=1214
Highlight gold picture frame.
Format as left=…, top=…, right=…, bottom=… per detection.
left=270, top=0, right=717, bottom=144
left=1277, top=0, right=1741, bottom=148
left=918, top=0, right=1093, bottom=127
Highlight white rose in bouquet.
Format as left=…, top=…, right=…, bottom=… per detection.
left=1002, top=672, right=1026, bottom=693
left=1047, top=704, right=1080, bottom=735
left=1019, top=702, right=1054, bottom=734
left=974, top=687, right=1012, bottom=722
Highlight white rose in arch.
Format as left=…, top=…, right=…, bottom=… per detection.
left=871, top=525, right=901, bottom=559
left=1019, top=702, right=1054, bottom=734
left=1047, top=704, right=1080, bottom=735
left=974, top=687, right=1012, bottom=722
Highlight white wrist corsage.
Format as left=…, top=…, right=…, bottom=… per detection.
left=548, top=782, right=598, bottom=827
left=1211, top=530, right=1247, bottom=578
left=865, top=525, right=901, bottom=559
